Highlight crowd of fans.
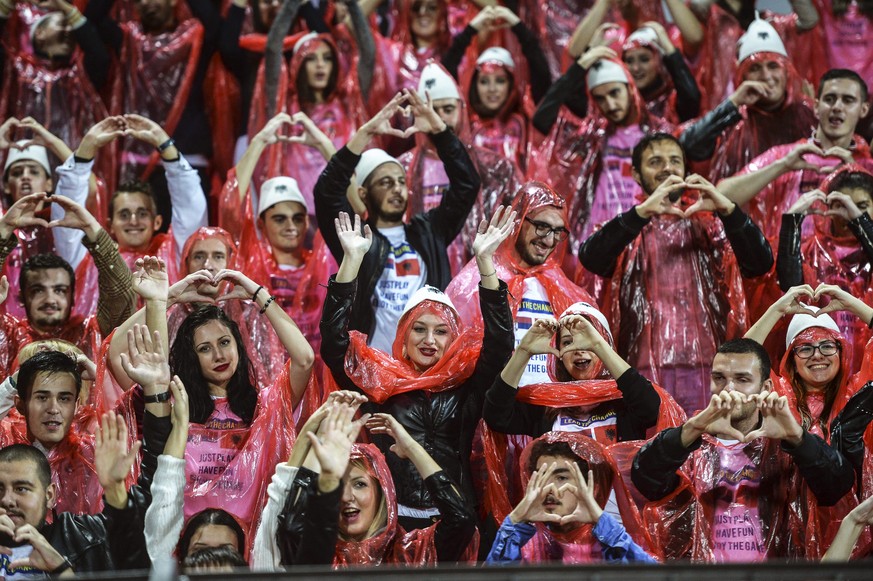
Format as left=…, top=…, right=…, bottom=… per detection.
left=3, top=0, right=873, bottom=574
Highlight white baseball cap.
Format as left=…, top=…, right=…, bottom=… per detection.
left=586, top=59, right=629, bottom=89
left=355, top=149, right=402, bottom=188
left=401, top=285, right=458, bottom=319
left=785, top=306, right=841, bottom=349
left=737, top=17, right=787, bottom=63
left=624, top=27, right=663, bottom=54
left=258, top=176, right=307, bottom=216
left=418, top=63, right=461, bottom=101
left=476, top=47, right=515, bottom=70
left=4, top=141, right=51, bottom=177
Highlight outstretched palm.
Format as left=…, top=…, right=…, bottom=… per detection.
left=120, top=324, right=171, bottom=392
left=472, top=205, right=516, bottom=259
left=132, top=256, right=169, bottom=301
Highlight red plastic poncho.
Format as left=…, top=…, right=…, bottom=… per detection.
left=111, top=19, right=203, bottom=182
left=446, top=181, right=595, bottom=327
left=0, top=221, right=56, bottom=321
left=527, top=60, right=672, bottom=289
left=248, top=32, right=366, bottom=210
left=641, top=435, right=800, bottom=562
left=707, top=53, right=817, bottom=184
left=494, top=431, right=653, bottom=563
left=344, top=299, right=481, bottom=404
left=0, top=313, right=102, bottom=375
left=399, top=62, right=521, bottom=276
left=621, top=36, right=682, bottom=125
left=601, top=210, right=749, bottom=414
left=332, top=443, right=477, bottom=566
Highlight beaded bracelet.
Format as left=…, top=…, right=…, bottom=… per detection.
left=260, top=295, right=276, bottom=314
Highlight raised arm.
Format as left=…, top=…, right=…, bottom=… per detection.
left=236, top=113, right=294, bottom=202
left=663, top=0, right=703, bottom=51
left=566, top=0, right=610, bottom=59
left=214, top=268, right=315, bottom=407
left=822, top=494, right=873, bottom=561
left=743, top=285, right=818, bottom=345
left=367, top=413, right=476, bottom=563
left=777, top=190, right=826, bottom=290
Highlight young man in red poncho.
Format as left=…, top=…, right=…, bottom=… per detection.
left=530, top=49, right=672, bottom=288
left=578, top=132, right=773, bottom=414
left=631, top=338, right=855, bottom=562
left=679, top=17, right=818, bottom=184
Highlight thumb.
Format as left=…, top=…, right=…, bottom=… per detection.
left=743, top=428, right=764, bottom=443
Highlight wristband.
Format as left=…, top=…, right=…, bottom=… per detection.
left=143, top=390, right=171, bottom=404
left=479, top=269, right=496, bottom=277
left=50, top=557, right=73, bottom=576
left=156, top=138, right=175, bottom=153
left=260, top=295, right=276, bottom=314
left=252, top=285, right=265, bottom=301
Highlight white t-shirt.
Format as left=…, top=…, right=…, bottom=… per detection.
left=514, top=278, right=554, bottom=386
left=369, top=226, right=426, bottom=353
left=0, top=546, right=47, bottom=579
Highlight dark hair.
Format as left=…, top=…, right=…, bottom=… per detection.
left=818, top=69, right=869, bottom=103
left=0, top=444, right=52, bottom=488
left=178, top=509, right=246, bottom=560
left=295, top=41, right=339, bottom=105
left=786, top=339, right=843, bottom=433
left=469, top=67, right=517, bottom=120
left=17, top=350, right=81, bottom=402
left=717, top=338, right=771, bottom=380
left=828, top=171, right=873, bottom=198
left=183, top=546, right=247, bottom=570
left=631, top=132, right=685, bottom=175
left=169, top=305, right=258, bottom=425
left=109, top=181, right=157, bottom=217
left=20, top=253, right=76, bottom=304
left=525, top=441, right=589, bottom=475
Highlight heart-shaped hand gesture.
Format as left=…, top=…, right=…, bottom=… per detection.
left=558, top=314, right=603, bottom=356
left=0, top=117, right=20, bottom=149
left=773, top=284, right=818, bottom=317
left=813, top=282, right=863, bottom=318
left=131, top=255, right=169, bottom=302
left=685, top=391, right=750, bottom=443
left=786, top=189, right=827, bottom=216
left=168, top=270, right=218, bottom=305
left=784, top=142, right=834, bottom=174
left=254, top=112, right=294, bottom=146
left=214, top=269, right=260, bottom=302
left=743, top=390, right=803, bottom=444
left=682, top=173, right=735, bottom=217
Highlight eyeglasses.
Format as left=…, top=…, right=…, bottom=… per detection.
left=793, top=341, right=839, bottom=359
left=115, top=209, right=154, bottom=222
left=524, top=217, right=569, bottom=242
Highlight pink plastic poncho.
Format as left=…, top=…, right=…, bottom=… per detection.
left=399, top=62, right=521, bottom=276
left=707, top=53, right=817, bottom=184
left=487, top=431, right=653, bottom=562
left=601, top=209, right=749, bottom=414
left=332, top=443, right=478, bottom=566
left=621, top=33, right=682, bottom=125
left=0, top=219, right=55, bottom=321
left=814, top=0, right=873, bottom=90
left=527, top=60, right=672, bottom=289
left=111, top=19, right=203, bottom=182
left=641, top=435, right=801, bottom=561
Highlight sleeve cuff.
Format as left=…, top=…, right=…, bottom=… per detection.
left=327, top=275, right=357, bottom=296
left=335, top=146, right=362, bottom=170
left=59, top=154, right=94, bottom=174
left=621, top=207, right=651, bottom=230
left=161, top=153, right=194, bottom=173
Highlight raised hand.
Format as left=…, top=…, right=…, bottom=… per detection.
left=366, top=413, right=419, bottom=459
left=823, top=146, right=854, bottom=166
left=168, top=270, right=217, bottom=305
left=641, top=21, right=674, bottom=51
left=164, top=376, right=190, bottom=458
left=473, top=205, right=516, bottom=259
left=826, top=190, right=865, bottom=221
left=76, top=116, right=127, bottom=158
left=636, top=174, right=686, bottom=219
left=94, top=411, right=141, bottom=500
left=814, top=283, right=870, bottom=319
left=214, top=269, right=260, bottom=302
left=0, top=117, right=19, bottom=149
left=682, top=174, right=736, bottom=217
left=119, top=324, right=171, bottom=392
left=786, top=189, right=827, bottom=215
left=517, top=317, right=560, bottom=357
left=307, top=403, right=369, bottom=491
left=682, top=391, right=749, bottom=445
left=0, top=192, right=50, bottom=238
left=122, top=114, right=170, bottom=148
left=47, top=194, right=101, bottom=237
left=743, top=391, right=803, bottom=445
left=577, top=46, right=618, bottom=70
left=18, top=117, right=55, bottom=146
left=357, top=92, right=413, bottom=142
left=285, top=112, right=335, bottom=157
left=559, top=315, right=603, bottom=355
left=0, top=275, right=7, bottom=305
left=253, top=112, right=294, bottom=146
left=729, top=80, right=772, bottom=108
left=335, top=211, right=373, bottom=258
left=405, top=88, right=447, bottom=136
left=783, top=142, right=833, bottom=174
left=131, top=256, right=169, bottom=301
left=590, top=22, right=621, bottom=48
left=508, top=461, right=563, bottom=524
left=558, top=465, right=603, bottom=525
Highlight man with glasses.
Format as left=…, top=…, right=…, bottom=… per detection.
left=579, top=133, right=773, bottom=413
left=52, top=115, right=207, bottom=315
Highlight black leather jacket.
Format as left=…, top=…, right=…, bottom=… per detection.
left=320, top=276, right=514, bottom=510
left=33, top=410, right=168, bottom=573
left=277, top=467, right=476, bottom=565
left=314, top=129, right=481, bottom=338
left=830, top=382, right=873, bottom=493
left=678, top=98, right=742, bottom=162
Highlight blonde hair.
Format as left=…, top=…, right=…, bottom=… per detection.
left=18, top=339, right=83, bottom=365
left=339, top=458, right=388, bottom=541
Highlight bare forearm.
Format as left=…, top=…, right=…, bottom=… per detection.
left=235, top=137, right=269, bottom=202
left=591, top=338, right=630, bottom=378
left=744, top=306, right=783, bottom=345
left=567, top=0, right=609, bottom=58
left=822, top=518, right=864, bottom=561
left=499, top=349, right=532, bottom=388
left=259, top=294, right=314, bottom=407
left=717, top=161, right=787, bottom=207
left=664, top=0, right=703, bottom=49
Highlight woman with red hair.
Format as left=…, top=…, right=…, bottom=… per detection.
left=320, top=209, right=514, bottom=531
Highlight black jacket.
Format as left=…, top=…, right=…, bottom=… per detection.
left=678, top=98, right=742, bottom=162
left=830, top=382, right=873, bottom=493
left=320, top=276, right=514, bottom=510
left=314, top=129, right=481, bottom=337
left=631, top=425, right=855, bottom=506
left=277, top=467, right=476, bottom=565
left=483, top=368, right=661, bottom=441
left=777, top=212, right=873, bottom=291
